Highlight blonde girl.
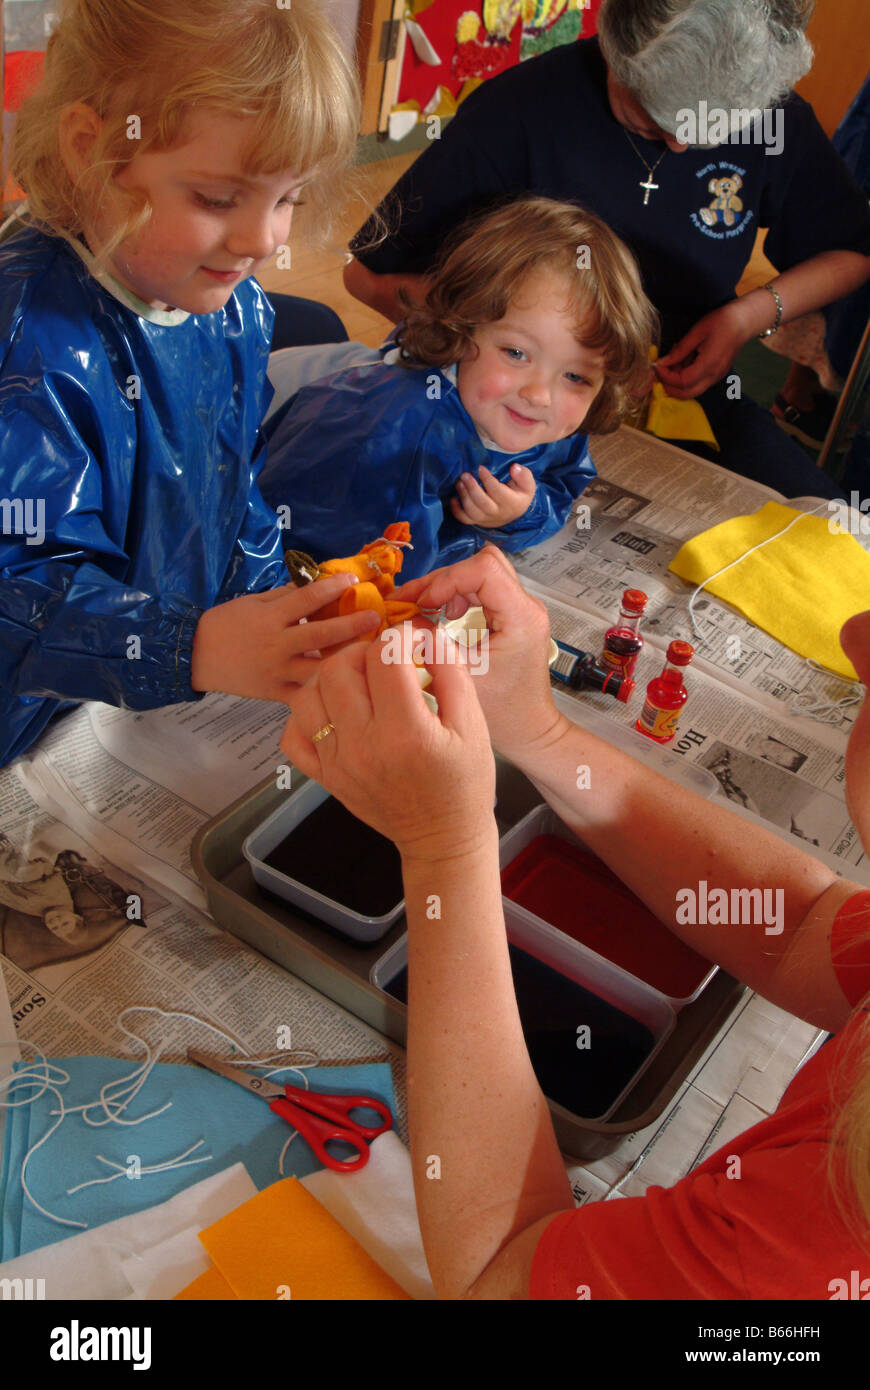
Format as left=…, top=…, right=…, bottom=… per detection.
left=0, top=0, right=377, bottom=767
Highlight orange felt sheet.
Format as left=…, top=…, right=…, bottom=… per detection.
left=174, top=1178, right=410, bottom=1301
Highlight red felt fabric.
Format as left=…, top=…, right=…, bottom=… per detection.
left=3, top=51, right=45, bottom=113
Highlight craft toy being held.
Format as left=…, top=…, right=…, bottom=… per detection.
left=284, top=522, right=421, bottom=639
left=285, top=522, right=435, bottom=704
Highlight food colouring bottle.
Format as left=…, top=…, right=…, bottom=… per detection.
left=635, top=641, right=694, bottom=743
left=551, top=641, right=635, bottom=703
left=602, top=588, right=647, bottom=679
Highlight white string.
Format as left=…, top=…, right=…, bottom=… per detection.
left=684, top=501, right=866, bottom=724
left=791, top=659, right=865, bottom=724
left=66, top=1140, right=212, bottom=1194
left=0, top=1007, right=324, bottom=1233
left=0, top=1048, right=88, bottom=1230
left=371, top=535, right=414, bottom=552
left=686, top=501, right=829, bottom=644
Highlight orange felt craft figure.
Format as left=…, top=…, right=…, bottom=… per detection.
left=287, top=522, right=422, bottom=641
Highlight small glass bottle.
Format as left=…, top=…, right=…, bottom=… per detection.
left=602, top=588, right=648, bottom=680
left=551, top=641, right=635, bottom=703
left=635, top=641, right=694, bottom=743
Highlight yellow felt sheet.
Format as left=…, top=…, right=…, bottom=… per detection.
left=644, top=380, right=719, bottom=449
left=176, top=1178, right=410, bottom=1301
left=669, top=501, right=869, bottom=680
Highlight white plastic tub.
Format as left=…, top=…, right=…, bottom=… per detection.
left=242, top=779, right=404, bottom=944
left=499, top=804, right=718, bottom=1010
left=370, top=913, right=676, bottom=1122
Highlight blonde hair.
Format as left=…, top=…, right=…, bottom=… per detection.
left=12, top=0, right=360, bottom=267
left=396, top=197, right=658, bottom=436
left=828, top=902, right=870, bottom=1248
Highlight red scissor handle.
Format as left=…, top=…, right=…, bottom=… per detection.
left=269, top=1087, right=394, bottom=1174
left=282, top=1086, right=393, bottom=1139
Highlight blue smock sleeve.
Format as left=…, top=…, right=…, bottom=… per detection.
left=0, top=228, right=286, bottom=766
left=465, top=435, right=595, bottom=552
left=0, top=377, right=205, bottom=708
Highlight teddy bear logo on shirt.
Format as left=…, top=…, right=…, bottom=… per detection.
left=699, top=175, right=744, bottom=229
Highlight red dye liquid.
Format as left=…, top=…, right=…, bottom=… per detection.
left=602, top=626, right=643, bottom=679
left=635, top=667, right=688, bottom=743
left=501, top=834, right=712, bottom=1000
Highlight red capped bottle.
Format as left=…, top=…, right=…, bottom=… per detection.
left=551, top=641, right=635, bottom=703
left=602, top=588, right=647, bottom=680
left=635, top=641, right=694, bottom=744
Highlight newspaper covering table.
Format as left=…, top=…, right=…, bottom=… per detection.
left=0, top=427, right=864, bottom=1247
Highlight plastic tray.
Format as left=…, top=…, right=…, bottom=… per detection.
left=242, top=779, right=405, bottom=944
left=369, top=913, right=676, bottom=1121
left=498, top=805, right=718, bottom=1009
left=191, top=755, right=747, bottom=1160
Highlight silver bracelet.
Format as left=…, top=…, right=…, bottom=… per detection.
left=758, top=281, right=783, bottom=339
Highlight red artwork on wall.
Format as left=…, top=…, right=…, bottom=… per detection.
left=397, top=1, right=602, bottom=116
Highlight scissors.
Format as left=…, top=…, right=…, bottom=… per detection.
left=187, top=1049, right=393, bottom=1173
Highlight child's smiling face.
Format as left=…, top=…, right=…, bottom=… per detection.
left=456, top=271, right=606, bottom=452
left=83, top=109, right=305, bottom=313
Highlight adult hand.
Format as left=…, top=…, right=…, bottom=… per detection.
left=655, top=300, right=750, bottom=398
left=280, top=632, right=496, bottom=863
left=450, top=464, right=536, bottom=528
left=394, top=546, right=563, bottom=761
left=191, top=574, right=381, bottom=703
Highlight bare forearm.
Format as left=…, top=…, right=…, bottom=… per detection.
left=342, top=257, right=428, bottom=324
left=508, top=716, right=840, bottom=1007
left=736, top=250, right=870, bottom=337
left=401, top=825, right=572, bottom=1300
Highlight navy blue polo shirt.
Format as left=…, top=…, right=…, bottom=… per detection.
left=352, top=37, right=870, bottom=350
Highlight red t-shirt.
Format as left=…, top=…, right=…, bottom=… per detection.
left=530, top=892, right=870, bottom=1299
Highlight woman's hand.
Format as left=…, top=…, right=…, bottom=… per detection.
left=450, top=464, right=536, bottom=528
left=654, top=300, right=751, bottom=398
left=394, top=546, right=565, bottom=761
left=191, top=574, right=381, bottom=703
left=280, top=629, right=497, bottom=863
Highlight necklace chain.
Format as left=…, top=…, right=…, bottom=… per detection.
left=623, top=129, right=668, bottom=205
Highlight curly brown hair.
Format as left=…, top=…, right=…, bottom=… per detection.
left=396, top=197, right=658, bottom=436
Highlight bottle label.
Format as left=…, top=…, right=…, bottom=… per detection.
left=602, top=632, right=642, bottom=679
left=637, top=700, right=681, bottom=740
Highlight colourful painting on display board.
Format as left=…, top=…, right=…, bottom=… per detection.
left=2, top=1, right=54, bottom=205
left=392, top=0, right=602, bottom=133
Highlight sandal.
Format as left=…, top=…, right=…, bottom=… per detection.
left=772, top=391, right=837, bottom=449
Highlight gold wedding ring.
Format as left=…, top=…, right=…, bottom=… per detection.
left=311, top=723, right=336, bottom=744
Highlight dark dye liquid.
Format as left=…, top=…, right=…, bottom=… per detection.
left=383, top=943, right=654, bottom=1118
left=264, top=796, right=404, bottom=919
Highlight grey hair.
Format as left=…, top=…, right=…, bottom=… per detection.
left=598, top=0, right=814, bottom=134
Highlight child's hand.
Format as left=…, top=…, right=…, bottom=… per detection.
left=450, top=464, right=536, bottom=529
left=191, top=574, right=381, bottom=703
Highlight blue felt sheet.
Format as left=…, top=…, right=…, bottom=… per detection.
left=0, top=1057, right=395, bottom=1259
